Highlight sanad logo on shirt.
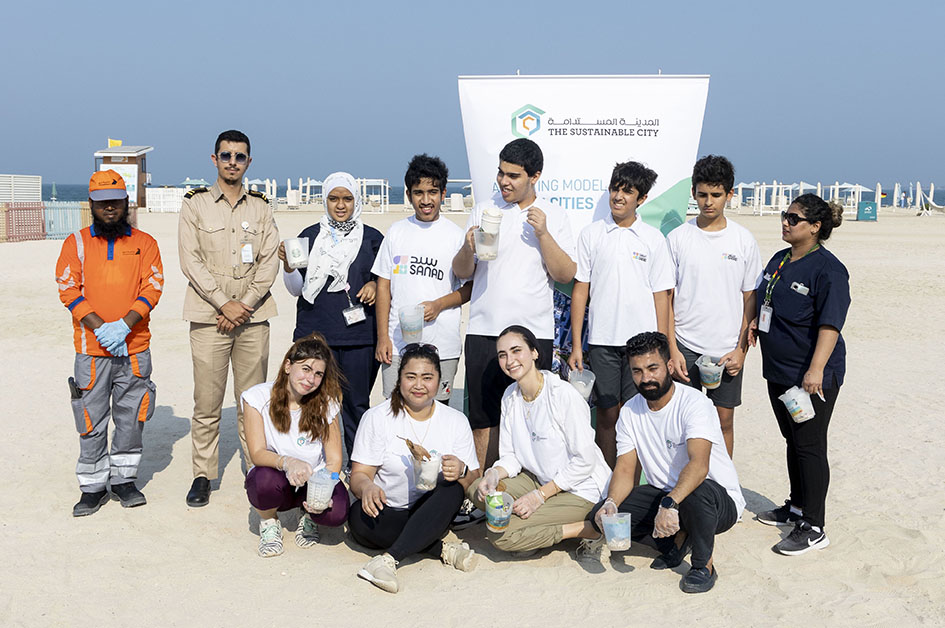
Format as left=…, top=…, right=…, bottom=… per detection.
left=721, top=253, right=739, bottom=262
left=633, top=251, right=648, bottom=262
left=393, top=254, right=444, bottom=280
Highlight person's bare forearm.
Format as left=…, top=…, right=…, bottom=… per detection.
left=539, top=234, right=576, bottom=283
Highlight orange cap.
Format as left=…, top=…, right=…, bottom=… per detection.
left=89, top=169, right=128, bottom=201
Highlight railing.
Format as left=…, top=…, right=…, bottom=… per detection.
left=1, top=201, right=90, bottom=243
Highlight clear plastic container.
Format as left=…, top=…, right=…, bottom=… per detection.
left=474, top=230, right=499, bottom=260
left=696, top=355, right=724, bottom=390
left=305, top=468, right=340, bottom=510
left=568, top=368, right=596, bottom=401
left=284, top=237, right=310, bottom=269
left=778, top=386, right=816, bottom=423
left=485, top=491, right=514, bottom=533
left=412, top=453, right=440, bottom=491
left=399, top=304, right=425, bottom=344
left=601, top=512, right=631, bottom=551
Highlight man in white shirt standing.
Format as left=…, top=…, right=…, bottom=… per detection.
left=373, top=154, right=471, bottom=403
left=589, top=331, right=744, bottom=594
left=452, top=139, right=576, bottom=471
left=568, top=161, right=675, bottom=468
left=667, top=156, right=762, bottom=457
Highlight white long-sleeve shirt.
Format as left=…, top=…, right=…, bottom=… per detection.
left=493, top=371, right=611, bottom=504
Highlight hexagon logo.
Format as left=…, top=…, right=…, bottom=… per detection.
left=511, top=104, right=545, bottom=138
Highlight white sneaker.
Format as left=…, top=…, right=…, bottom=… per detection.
left=258, top=518, right=284, bottom=558
left=358, top=553, right=399, bottom=593
left=295, top=514, right=319, bottom=548
left=575, top=536, right=605, bottom=564
left=441, top=541, right=478, bottom=572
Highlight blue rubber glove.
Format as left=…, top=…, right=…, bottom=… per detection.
left=95, top=320, right=131, bottom=357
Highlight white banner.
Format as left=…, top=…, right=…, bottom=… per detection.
left=457, top=75, right=709, bottom=235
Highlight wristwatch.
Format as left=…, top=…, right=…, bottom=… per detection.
left=660, top=495, right=678, bottom=510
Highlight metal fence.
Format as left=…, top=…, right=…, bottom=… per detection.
left=1, top=201, right=91, bottom=243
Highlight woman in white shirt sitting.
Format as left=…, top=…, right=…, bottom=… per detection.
left=469, top=325, right=611, bottom=556
left=348, top=343, right=481, bottom=594
left=242, top=333, right=348, bottom=558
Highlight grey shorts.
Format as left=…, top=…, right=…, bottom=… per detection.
left=676, top=341, right=743, bottom=408
left=381, top=355, right=459, bottom=402
left=587, top=345, right=637, bottom=409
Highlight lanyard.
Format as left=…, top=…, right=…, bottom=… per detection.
left=764, top=244, right=819, bottom=305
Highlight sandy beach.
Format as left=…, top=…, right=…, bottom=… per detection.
left=2, top=207, right=943, bottom=627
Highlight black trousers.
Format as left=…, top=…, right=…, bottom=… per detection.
left=766, top=382, right=840, bottom=529
left=465, top=334, right=553, bottom=429
left=331, top=345, right=379, bottom=457
left=589, top=480, right=738, bottom=569
left=348, top=481, right=464, bottom=562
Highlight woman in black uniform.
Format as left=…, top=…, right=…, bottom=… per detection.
left=749, top=194, right=850, bottom=556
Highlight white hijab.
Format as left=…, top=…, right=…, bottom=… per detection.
left=301, top=172, right=364, bottom=304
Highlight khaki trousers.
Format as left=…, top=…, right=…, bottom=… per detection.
left=467, top=470, right=594, bottom=552
left=189, top=321, right=269, bottom=480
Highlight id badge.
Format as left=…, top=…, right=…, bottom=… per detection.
left=240, top=242, right=254, bottom=263
left=342, top=304, right=366, bottom=326
left=758, top=304, right=773, bottom=333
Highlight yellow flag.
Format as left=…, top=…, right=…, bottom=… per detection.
left=108, top=138, right=123, bottom=147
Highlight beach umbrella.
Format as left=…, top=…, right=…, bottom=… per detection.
left=247, top=178, right=265, bottom=185
left=893, top=182, right=902, bottom=207
left=180, top=177, right=210, bottom=187
left=875, top=183, right=882, bottom=207
left=817, top=182, right=823, bottom=198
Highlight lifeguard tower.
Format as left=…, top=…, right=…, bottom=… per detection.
left=93, top=145, right=153, bottom=208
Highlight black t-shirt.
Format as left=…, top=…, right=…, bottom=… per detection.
left=756, top=246, right=850, bottom=387
left=292, top=223, right=383, bottom=346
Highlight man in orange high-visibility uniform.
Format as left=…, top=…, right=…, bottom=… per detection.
left=56, top=170, right=164, bottom=516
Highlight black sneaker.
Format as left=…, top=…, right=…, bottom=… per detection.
left=757, top=501, right=802, bottom=527
left=73, top=490, right=109, bottom=517
left=774, top=520, right=830, bottom=556
left=451, top=499, right=486, bottom=530
left=111, top=482, right=147, bottom=508
left=680, top=565, right=718, bottom=593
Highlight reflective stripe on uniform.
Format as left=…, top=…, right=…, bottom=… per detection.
left=130, top=354, right=141, bottom=377
left=137, top=390, right=150, bottom=422
left=76, top=458, right=109, bottom=489
left=109, top=453, right=142, bottom=479
left=73, top=231, right=88, bottom=353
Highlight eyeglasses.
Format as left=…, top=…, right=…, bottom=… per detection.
left=403, top=343, right=439, bottom=356
left=781, top=210, right=811, bottom=226
left=217, top=151, right=248, bottom=164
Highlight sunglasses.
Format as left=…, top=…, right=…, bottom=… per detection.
left=781, top=210, right=812, bottom=226
left=403, top=343, right=439, bottom=356
left=217, top=151, right=248, bottom=164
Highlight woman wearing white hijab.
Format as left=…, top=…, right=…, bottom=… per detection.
left=280, top=172, right=383, bottom=456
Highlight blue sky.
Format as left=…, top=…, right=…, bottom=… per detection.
left=1, top=1, right=942, bottom=186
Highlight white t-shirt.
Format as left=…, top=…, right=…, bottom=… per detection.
left=667, top=218, right=763, bottom=357
left=493, top=371, right=611, bottom=504
left=575, top=214, right=675, bottom=346
left=371, top=216, right=465, bottom=358
left=616, top=383, right=746, bottom=515
left=240, top=382, right=340, bottom=470
left=351, top=399, right=479, bottom=509
left=465, top=194, right=575, bottom=339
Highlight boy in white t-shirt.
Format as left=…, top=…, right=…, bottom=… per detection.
left=666, top=156, right=762, bottom=457
left=452, top=139, right=576, bottom=472
left=569, top=161, right=675, bottom=468
left=373, top=154, right=471, bottom=403
left=589, top=332, right=744, bottom=594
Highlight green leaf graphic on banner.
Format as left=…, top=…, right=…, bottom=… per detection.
left=638, top=177, right=692, bottom=235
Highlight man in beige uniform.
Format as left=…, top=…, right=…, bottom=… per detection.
left=178, top=129, right=280, bottom=507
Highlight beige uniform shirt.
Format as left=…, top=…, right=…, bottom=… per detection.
left=178, top=182, right=279, bottom=324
